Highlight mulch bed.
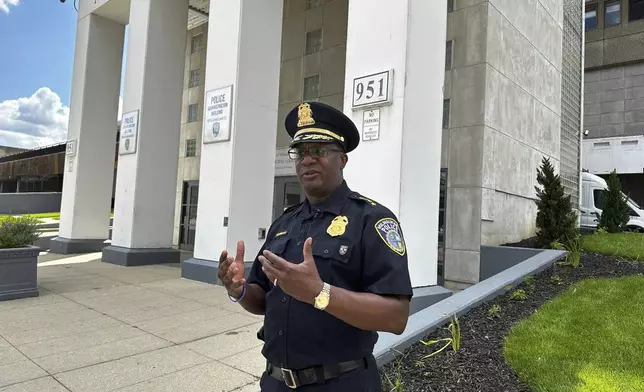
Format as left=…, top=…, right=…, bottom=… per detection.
left=379, top=239, right=644, bottom=392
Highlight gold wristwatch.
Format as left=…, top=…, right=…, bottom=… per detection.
left=314, top=282, right=331, bottom=310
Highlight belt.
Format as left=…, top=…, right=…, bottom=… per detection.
left=266, top=358, right=367, bottom=389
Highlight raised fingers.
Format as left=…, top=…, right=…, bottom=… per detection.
left=262, top=250, right=289, bottom=270
left=235, top=240, right=245, bottom=262
left=259, top=255, right=281, bottom=282
left=219, top=250, right=228, bottom=264
left=224, top=257, right=239, bottom=282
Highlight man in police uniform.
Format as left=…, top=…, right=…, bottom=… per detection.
left=218, top=101, right=413, bottom=391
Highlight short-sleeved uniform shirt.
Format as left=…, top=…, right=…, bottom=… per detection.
left=247, top=180, right=413, bottom=391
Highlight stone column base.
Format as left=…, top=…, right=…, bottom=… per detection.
left=181, top=258, right=253, bottom=285
left=102, top=246, right=180, bottom=266
left=50, top=237, right=109, bottom=255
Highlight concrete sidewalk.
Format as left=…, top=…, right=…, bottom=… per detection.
left=0, top=255, right=264, bottom=392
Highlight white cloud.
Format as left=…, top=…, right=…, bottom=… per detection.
left=0, top=88, right=69, bottom=149
left=0, top=0, right=20, bottom=14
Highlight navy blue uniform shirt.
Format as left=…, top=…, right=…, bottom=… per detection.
left=247, top=180, right=413, bottom=376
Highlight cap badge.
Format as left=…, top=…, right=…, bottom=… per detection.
left=327, top=216, right=348, bottom=237
left=297, top=103, right=316, bottom=127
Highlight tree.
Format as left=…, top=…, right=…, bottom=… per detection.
left=534, top=157, right=578, bottom=248
left=598, top=170, right=630, bottom=233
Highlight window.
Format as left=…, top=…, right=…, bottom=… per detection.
left=630, top=0, right=644, bottom=21
left=191, top=34, right=203, bottom=53
left=303, top=75, right=320, bottom=100
left=306, top=29, right=323, bottom=55
left=585, top=4, right=597, bottom=30
left=605, top=1, right=621, bottom=26
left=186, top=139, right=197, bottom=157
left=442, top=99, right=450, bottom=129
left=445, top=40, right=453, bottom=70
left=188, top=103, right=199, bottom=123
left=448, top=0, right=454, bottom=13
left=307, top=0, right=323, bottom=9
left=593, top=189, right=605, bottom=209
left=189, top=69, right=201, bottom=88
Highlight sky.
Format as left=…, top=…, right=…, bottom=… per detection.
left=0, top=0, right=125, bottom=149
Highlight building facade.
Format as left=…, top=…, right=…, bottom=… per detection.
left=52, top=0, right=584, bottom=292
left=582, top=0, right=644, bottom=206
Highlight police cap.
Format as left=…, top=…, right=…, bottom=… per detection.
left=285, top=101, right=360, bottom=153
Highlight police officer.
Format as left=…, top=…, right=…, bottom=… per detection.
left=217, top=101, right=413, bottom=391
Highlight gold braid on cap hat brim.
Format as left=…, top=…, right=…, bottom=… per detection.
left=293, top=128, right=345, bottom=143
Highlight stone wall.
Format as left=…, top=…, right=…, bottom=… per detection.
left=442, top=0, right=568, bottom=288
left=584, top=63, right=644, bottom=139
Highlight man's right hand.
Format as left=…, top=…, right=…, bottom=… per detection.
left=218, top=240, right=246, bottom=299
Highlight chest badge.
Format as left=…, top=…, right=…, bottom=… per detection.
left=339, top=245, right=348, bottom=256
left=327, top=216, right=348, bottom=237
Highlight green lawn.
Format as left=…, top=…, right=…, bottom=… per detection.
left=504, top=275, right=644, bottom=392
left=0, top=212, right=114, bottom=222
left=23, top=212, right=61, bottom=220
left=582, top=232, right=644, bottom=261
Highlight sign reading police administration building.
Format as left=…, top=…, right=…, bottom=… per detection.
left=119, top=110, right=139, bottom=155
left=203, top=85, right=233, bottom=144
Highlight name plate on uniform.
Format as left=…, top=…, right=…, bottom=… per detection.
left=351, top=69, right=394, bottom=110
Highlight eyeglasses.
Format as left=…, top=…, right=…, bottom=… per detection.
left=288, top=146, right=344, bottom=160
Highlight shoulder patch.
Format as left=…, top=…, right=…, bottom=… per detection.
left=375, top=218, right=406, bottom=256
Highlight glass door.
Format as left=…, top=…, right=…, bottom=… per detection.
left=273, top=176, right=305, bottom=221
left=179, top=181, right=199, bottom=251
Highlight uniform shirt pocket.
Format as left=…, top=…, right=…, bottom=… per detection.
left=266, top=236, right=290, bottom=257
left=312, top=237, right=353, bottom=264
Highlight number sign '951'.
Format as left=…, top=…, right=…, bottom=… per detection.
left=351, top=69, right=394, bottom=110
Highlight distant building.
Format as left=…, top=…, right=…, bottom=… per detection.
left=0, top=146, right=28, bottom=158
left=582, top=0, right=644, bottom=206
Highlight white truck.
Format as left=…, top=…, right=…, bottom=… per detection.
left=580, top=171, right=644, bottom=232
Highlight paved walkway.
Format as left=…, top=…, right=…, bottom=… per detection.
left=0, top=253, right=264, bottom=392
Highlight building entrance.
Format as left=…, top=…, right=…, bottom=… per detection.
left=273, top=176, right=305, bottom=221
left=179, top=181, right=199, bottom=250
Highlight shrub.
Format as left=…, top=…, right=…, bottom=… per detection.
left=510, top=289, right=528, bottom=301
left=534, top=157, right=578, bottom=248
left=0, top=216, right=41, bottom=249
left=551, top=234, right=582, bottom=268
left=598, top=170, right=630, bottom=233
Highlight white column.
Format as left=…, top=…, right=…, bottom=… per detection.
left=102, top=0, right=188, bottom=266
left=184, top=0, right=283, bottom=276
left=342, top=0, right=447, bottom=288
left=52, top=12, right=124, bottom=254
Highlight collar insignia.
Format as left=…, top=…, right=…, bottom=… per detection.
left=339, top=245, right=348, bottom=256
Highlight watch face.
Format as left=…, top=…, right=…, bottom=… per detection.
left=315, top=295, right=329, bottom=309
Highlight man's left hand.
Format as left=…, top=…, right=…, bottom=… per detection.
left=259, top=237, right=323, bottom=305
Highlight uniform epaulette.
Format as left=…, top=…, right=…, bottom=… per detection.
left=349, top=192, right=378, bottom=207
left=283, top=202, right=303, bottom=215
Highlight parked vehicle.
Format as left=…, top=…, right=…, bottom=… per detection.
left=580, top=171, right=644, bottom=232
